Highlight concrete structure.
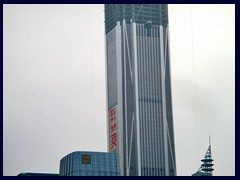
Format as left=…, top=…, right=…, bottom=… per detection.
left=17, top=172, right=59, bottom=176
left=105, top=4, right=176, bottom=176
left=59, top=151, right=119, bottom=176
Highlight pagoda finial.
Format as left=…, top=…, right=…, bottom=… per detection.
left=209, top=134, right=211, bottom=146
left=192, top=137, right=214, bottom=176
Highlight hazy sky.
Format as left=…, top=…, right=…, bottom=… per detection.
left=3, top=4, right=235, bottom=176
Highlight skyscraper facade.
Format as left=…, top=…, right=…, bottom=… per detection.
left=105, top=4, right=176, bottom=176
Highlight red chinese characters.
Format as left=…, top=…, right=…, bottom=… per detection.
left=111, top=132, right=117, bottom=148
left=109, top=107, right=117, bottom=151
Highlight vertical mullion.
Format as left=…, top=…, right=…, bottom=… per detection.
left=153, top=26, right=160, bottom=176
left=149, top=28, right=154, bottom=176
left=144, top=27, right=149, bottom=176
left=141, top=24, right=147, bottom=176
left=146, top=27, right=151, bottom=176
left=157, top=26, right=164, bottom=176
left=123, top=20, right=129, bottom=176
left=160, top=25, right=169, bottom=176
left=137, top=24, right=143, bottom=173
left=139, top=24, right=146, bottom=176
left=132, top=22, right=141, bottom=176
left=151, top=26, right=157, bottom=176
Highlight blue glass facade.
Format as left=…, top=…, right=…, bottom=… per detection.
left=59, top=151, right=120, bottom=176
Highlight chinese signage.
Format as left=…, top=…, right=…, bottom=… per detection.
left=82, top=154, right=91, bottom=164
left=109, top=107, right=117, bottom=151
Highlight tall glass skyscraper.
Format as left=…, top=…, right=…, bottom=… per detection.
left=105, top=4, right=176, bottom=176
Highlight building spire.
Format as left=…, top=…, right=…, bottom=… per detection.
left=209, top=134, right=211, bottom=147
left=192, top=137, right=214, bottom=176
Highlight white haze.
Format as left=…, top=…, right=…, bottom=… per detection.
left=3, top=4, right=235, bottom=176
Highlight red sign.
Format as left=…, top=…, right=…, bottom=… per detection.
left=109, top=107, right=117, bottom=151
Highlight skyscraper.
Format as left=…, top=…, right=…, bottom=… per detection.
left=105, top=4, right=176, bottom=176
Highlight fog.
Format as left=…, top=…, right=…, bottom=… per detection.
left=3, top=4, right=235, bottom=176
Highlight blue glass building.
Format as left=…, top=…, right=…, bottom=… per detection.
left=105, top=4, right=176, bottom=176
left=59, top=151, right=120, bottom=176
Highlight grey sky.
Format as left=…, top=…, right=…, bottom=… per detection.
left=3, top=4, right=235, bottom=176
